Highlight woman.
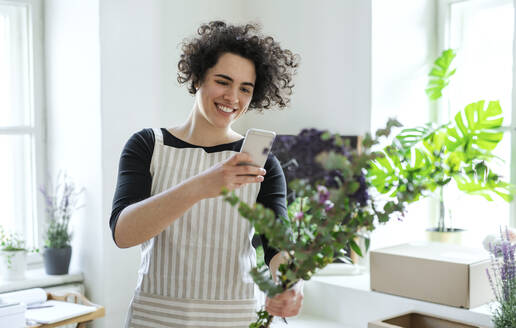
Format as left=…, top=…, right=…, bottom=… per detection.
left=110, top=21, right=301, bottom=327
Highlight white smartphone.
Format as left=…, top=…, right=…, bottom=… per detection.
left=239, top=128, right=276, bottom=168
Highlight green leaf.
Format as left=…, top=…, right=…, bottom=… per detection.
left=316, top=152, right=350, bottom=171
left=396, top=123, right=446, bottom=150
left=349, top=239, right=363, bottom=257
left=446, top=100, right=504, bottom=153
left=321, top=131, right=332, bottom=141
left=454, top=169, right=515, bottom=202
left=249, top=266, right=284, bottom=298
left=426, top=49, right=456, bottom=101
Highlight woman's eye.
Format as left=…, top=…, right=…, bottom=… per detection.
left=241, top=88, right=251, bottom=94
left=215, top=80, right=228, bottom=86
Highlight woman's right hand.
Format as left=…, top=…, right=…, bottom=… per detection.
left=195, top=152, right=266, bottom=199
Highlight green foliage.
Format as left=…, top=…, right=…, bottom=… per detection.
left=368, top=101, right=513, bottom=232
left=250, top=310, right=274, bottom=328
left=0, top=225, right=38, bottom=269
left=45, top=220, right=72, bottom=249
left=0, top=226, right=26, bottom=252
left=492, top=294, right=516, bottom=328
left=223, top=118, right=424, bottom=327
left=370, top=47, right=514, bottom=233
left=426, top=49, right=456, bottom=100
left=249, top=266, right=285, bottom=298
left=255, top=243, right=265, bottom=269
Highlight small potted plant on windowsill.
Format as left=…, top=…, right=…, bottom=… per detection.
left=0, top=226, right=38, bottom=281
left=39, top=172, right=84, bottom=275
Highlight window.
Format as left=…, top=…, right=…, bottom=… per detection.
left=0, top=0, right=44, bottom=252
left=438, top=0, right=515, bottom=237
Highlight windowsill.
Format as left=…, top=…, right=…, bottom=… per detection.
left=0, top=268, right=84, bottom=293
left=299, top=270, right=493, bottom=327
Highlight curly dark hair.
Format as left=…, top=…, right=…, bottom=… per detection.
left=177, top=21, right=299, bottom=110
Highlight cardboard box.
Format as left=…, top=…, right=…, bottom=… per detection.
left=368, top=311, right=480, bottom=328
left=370, top=242, right=493, bottom=308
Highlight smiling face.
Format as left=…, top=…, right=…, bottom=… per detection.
left=194, top=52, right=256, bottom=129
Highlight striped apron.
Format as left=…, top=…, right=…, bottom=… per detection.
left=126, top=128, right=261, bottom=328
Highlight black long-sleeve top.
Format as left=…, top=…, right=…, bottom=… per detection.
left=109, top=128, right=287, bottom=266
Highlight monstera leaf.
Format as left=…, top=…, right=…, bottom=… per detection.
left=395, top=123, right=440, bottom=151
left=445, top=100, right=504, bottom=154
left=453, top=163, right=514, bottom=202
left=426, top=49, right=456, bottom=100
left=367, top=151, right=401, bottom=196
left=367, top=146, right=434, bottom=199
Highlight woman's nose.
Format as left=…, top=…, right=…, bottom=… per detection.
left=223, top=88, right=239, bottom=104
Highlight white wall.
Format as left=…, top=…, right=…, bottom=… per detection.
left=371, top=0, right=437, bottom=131
left=233, top=0, right=372, bottom=136
left=368, top=0, right=437, bottom=250
left=43, top=0, right=104, bottom=319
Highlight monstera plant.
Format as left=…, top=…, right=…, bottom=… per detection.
left=368, top=49, right=514, bottom=233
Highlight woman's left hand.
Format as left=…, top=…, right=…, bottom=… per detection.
left=265, top=281, right=304, bottom=317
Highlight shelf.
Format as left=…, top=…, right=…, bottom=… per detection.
left=299, top=272, right=493, bottom=327
left=0, top=269, right=84, bottom=293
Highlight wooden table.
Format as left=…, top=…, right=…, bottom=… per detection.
left=26, top=292, right=105, bottom=328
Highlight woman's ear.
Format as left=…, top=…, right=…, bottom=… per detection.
left=193, top=76, right=201, bottom=91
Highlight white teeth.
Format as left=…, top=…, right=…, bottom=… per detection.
left=217, top=104, right=234, bottom=113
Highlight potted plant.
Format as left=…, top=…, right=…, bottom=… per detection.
left=223, top=119, right=424, bottom=327
left=486, top=227, right=516, bottom=327
left=0, top=226, right=38, bottom=280
left=368, top=49, right=514, bottom=242
left=39, top=172, right=84, bottom=275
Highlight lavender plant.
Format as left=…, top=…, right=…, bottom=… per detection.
left=223, top=119, right=427, bottom=327
left=486, top=228, right=516, bottom=328
left=39, top=172, right=84, bottom=249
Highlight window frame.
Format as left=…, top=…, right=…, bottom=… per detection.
left=0, top=0, right=46, bottom=265
left=437, top=0, right=516, bottom=229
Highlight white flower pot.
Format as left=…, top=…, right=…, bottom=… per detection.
left=0, top=250, right=27, bottom=281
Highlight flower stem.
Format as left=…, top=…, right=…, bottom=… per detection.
left=264, top=314, right=274, bottom=328
left=297, top=198, right=303, bottom=242
left=438, top=186, right=445, bottom=232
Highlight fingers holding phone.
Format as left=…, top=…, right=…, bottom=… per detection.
left=239, top=128, right=276, bottom=169
left=195, top=129, right=276, bottom=199
left=196, top=152, right=267, bottom=199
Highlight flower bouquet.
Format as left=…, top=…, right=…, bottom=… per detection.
left=223, top=119, right=427, bottom=327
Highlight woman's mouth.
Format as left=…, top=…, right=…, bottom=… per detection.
left=216, top=103, right=237, bottom=114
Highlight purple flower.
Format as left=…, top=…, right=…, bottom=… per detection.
left=294, top=212, right=304, bottom=221
left=38, top=172, right=84, bottom=248
left=324, top=200, right=334, bottom=212
left=487, top=227, right=516, bottom=304
left=271, top=129, right=370, bottom=205
left=317, top=185, right=330, bottom=204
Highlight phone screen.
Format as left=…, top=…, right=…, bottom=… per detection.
left=239, top=129, right=276, bottom=168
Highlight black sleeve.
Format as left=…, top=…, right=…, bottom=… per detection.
left=109, top=129, right=155, bottom=246
left=256, top=154, right=288, bottom=266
